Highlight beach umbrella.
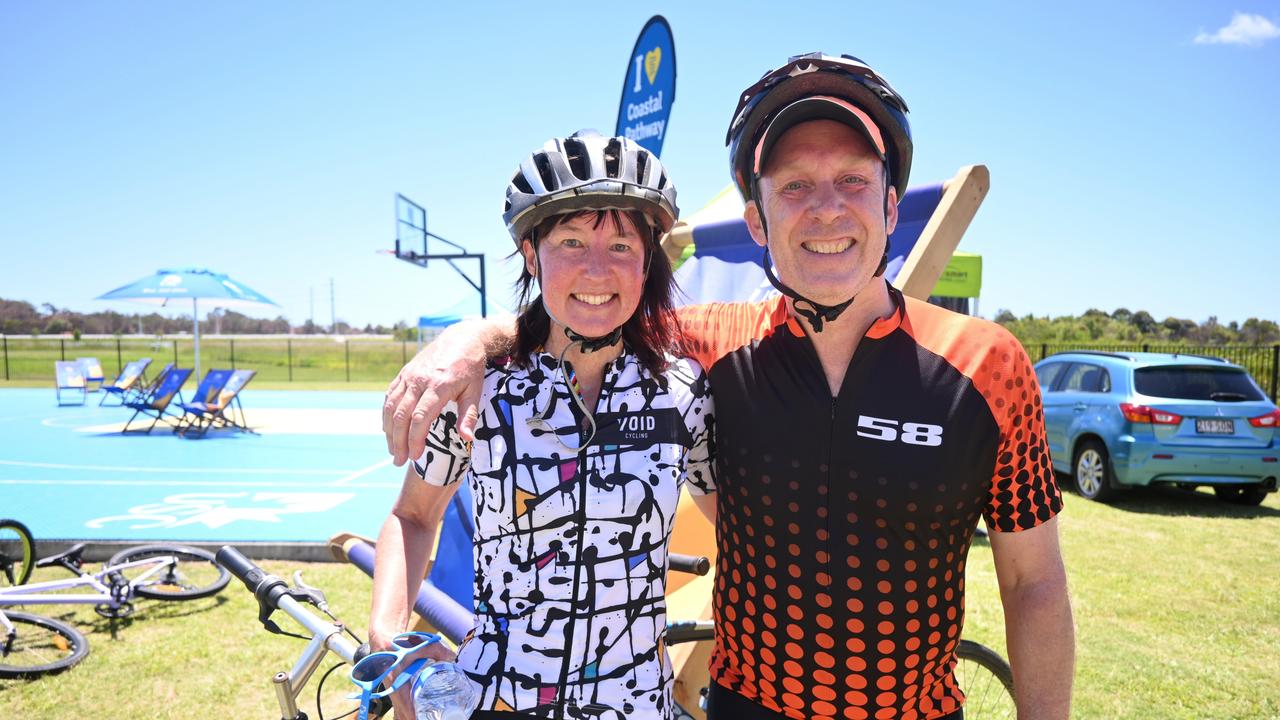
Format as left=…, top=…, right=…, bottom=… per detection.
left=97, top=268, right=279, bottom=380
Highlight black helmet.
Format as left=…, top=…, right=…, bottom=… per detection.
left=503, top=130, right=679, bottom=246
left=726, top=53, right=912, bottom=202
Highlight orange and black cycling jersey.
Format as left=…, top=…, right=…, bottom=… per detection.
left=678, top=284, right=1062, bottom=720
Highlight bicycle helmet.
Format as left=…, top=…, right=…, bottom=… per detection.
left=503, top=130, right=679, bottom=246
left=726, top=52, right=912, bottom=203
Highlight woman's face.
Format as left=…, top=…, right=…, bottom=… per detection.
left=521, top=211, right=648, bottom=342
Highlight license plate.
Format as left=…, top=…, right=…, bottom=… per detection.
left=1195, top=419, right=1234, bottom=434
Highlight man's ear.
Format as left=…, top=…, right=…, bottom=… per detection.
left=884, top=185, right=899, bottom=236
left=744, top=201, right=768, bottom=248
left=520, top=238, right=538, bottom=277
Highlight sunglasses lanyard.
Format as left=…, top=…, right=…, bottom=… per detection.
left=527, top=341, right=600, bottom=454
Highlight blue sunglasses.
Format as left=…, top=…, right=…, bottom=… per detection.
left=348, top=631, right=444, bottom=720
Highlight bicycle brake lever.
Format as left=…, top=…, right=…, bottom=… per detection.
left=292, top=571, right=329, bottom=607
left=286, top=571, right=328, bottom=610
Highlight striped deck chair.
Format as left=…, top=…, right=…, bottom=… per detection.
left=121, top=368, right=193, bottom=434
left=76, top=358, right=106, bottom=392
left=54, top=361, right=88, bottom=406
left=177, top=369, right=256, bottom=437
left=100, top=358, right=152, bottom=406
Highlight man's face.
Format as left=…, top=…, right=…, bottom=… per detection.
left=745, top=119, right=898, bottom=306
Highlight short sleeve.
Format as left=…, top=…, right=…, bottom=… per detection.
left=980, top=335, right=1064, bottom=532
left=411, top=401, right=471, bottom=487
left=678, top=360, right=717, bottom=495
left=677, top=298, right=789, bottom=371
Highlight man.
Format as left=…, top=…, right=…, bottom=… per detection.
left=384, top=53, right=1073, bottom=720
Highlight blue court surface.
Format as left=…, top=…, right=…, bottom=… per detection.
left=0, top=389, right=405, bottom=544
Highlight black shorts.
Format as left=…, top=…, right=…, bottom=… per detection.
left=705, top=682, right=964, bottom=720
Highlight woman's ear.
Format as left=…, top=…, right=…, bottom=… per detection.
left=520, top=238, right=537, bottom=278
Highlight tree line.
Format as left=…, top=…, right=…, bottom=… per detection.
left=4, top=297, right=1277, bottom=346
left=993, top=307, right=1280, bottom=345
left=0, top=298, right=410, bottom=338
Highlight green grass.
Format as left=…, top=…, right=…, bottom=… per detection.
left=0, top=337, right=418, bottom=385
left=4, top=485, right=1280, bottom=718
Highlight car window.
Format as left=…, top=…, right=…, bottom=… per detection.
left=1035, top=362, right=1066, bottom=390
left=1134, top=366, right=1264, bottom=401
left=1060, top=363, right=1111, bottom=393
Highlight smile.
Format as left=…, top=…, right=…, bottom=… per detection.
left=801, top=239, right=854, bottom=255
left=572, top=293, right=616, bottom=306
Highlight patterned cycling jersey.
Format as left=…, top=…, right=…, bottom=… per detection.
left=679, top=284, right=1062, bottom=720
left=414, top=348, right=716, bottom=720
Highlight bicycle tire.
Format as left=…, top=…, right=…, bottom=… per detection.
left=0, top=519, right=35, bottom=587
left=0, top=611, right=90, bottom=678
left=955, top=639, right=1016, bottom=719
left=108, top=545, right=231, bottom=600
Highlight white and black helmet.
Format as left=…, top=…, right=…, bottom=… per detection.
left=502, top=130, right=679, bottom=246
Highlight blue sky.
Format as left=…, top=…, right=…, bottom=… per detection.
left=3, top=2, right=1277, bottom=328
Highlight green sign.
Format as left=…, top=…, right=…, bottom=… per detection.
left=932, top=252, right=982, bottom=298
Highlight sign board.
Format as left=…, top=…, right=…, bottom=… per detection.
left=931, top=252, right=983, bottom=298
left=615, top=16, right=676, bottom=156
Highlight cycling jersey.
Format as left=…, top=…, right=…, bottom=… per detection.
left=414, top=348, right=716, bottom=720
left=679, top=284, right=1062, bottom=720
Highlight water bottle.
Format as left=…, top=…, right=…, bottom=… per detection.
left=411, top=661, right=478, bottom=720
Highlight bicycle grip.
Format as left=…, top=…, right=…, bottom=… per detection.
left=668, top=553, right=711, bottom=576
left=216, top=545, right=275, bottom=596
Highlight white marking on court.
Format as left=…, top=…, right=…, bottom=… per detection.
left=331, top=458, right=395, bottom=486
left=0, top=478, right=398, bottom=488
left=0, top=460, right=347, bottom=476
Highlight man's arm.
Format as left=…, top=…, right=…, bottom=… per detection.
left=382, top=316, right=515, bottom=465
left=988, top=517, right=1074, bottom=720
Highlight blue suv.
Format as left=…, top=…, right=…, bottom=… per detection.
left=1034, top=351, right=1280, bottom=505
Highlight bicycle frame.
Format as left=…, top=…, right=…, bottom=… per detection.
left=0, top=554, right=179, bottom=611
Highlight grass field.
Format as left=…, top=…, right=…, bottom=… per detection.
left=4, top=484, right=1280, bottom=719
left=0, top=336, right=417, bottom=385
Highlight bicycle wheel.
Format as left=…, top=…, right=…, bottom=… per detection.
left=108, top=545, right=231, bottom=600
left=955, top=639, right=1016, bottom=719
left=0, top=519, right=35, bottom=587
left=0, top=611, right=90, bottom=678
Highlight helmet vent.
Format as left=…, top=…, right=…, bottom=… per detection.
left=603, top=138, right=622, bottom=178
left=634, top=150, right=648, bottom=184
left=533, top=153, right=558, bottom=191
left=563, top=137, right=589, bottom=181
left=657, top=171, right=667, bottom=190
left=512, top=173, right=533, bottom=195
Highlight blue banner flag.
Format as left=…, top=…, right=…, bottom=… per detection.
left=615, top=16, right=676, bottom=157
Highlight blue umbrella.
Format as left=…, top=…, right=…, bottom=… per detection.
left=97, top=268, right=279, bottom=380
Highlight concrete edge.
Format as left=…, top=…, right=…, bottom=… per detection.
left=34, top=539, right=336, bottom=564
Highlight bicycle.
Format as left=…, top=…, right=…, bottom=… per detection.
left=0, top=541, right=230, bottom=678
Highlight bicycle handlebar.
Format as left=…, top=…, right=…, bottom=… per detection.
left=668, top=553, right=710, bottom=576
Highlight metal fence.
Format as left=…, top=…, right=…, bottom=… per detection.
left=0, top=336, right=414, bottom=385
left=1031, top=343, right=1280, bottom=402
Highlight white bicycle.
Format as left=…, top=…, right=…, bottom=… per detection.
left=0, top=534, right=230, bottom=679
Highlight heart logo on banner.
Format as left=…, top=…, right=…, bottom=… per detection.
left=644, top=47, right=661, bottom=85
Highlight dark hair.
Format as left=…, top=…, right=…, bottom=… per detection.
left=512, top=209, right=681, bottom=379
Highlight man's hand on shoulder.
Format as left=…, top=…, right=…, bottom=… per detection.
left=382, top=317, right=514, bottom=466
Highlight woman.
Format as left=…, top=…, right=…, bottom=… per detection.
left=369, top=130, right=716, bottom=720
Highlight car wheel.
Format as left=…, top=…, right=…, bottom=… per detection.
left=1212, top=485, right=1268, bottom=506
left=1073, top=439, right=1116, bottom=502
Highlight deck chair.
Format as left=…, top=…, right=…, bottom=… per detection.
left=170, top=369, right=232, bottom=434
left=128, top=362, right=174, bottom=404
left=76, top=357, right=106, bottom=392
left=99, top=358, right=152, bottom=406
left=177, top=369, right=257, bottom=437
left=54, top=361, right=88, bottom=406
left=121, top=368, right=193, bottom=433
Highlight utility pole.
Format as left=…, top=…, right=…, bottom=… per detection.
left=330, top=278, right=336, bottom=334
left=309, top=287, right=315, bottom=328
